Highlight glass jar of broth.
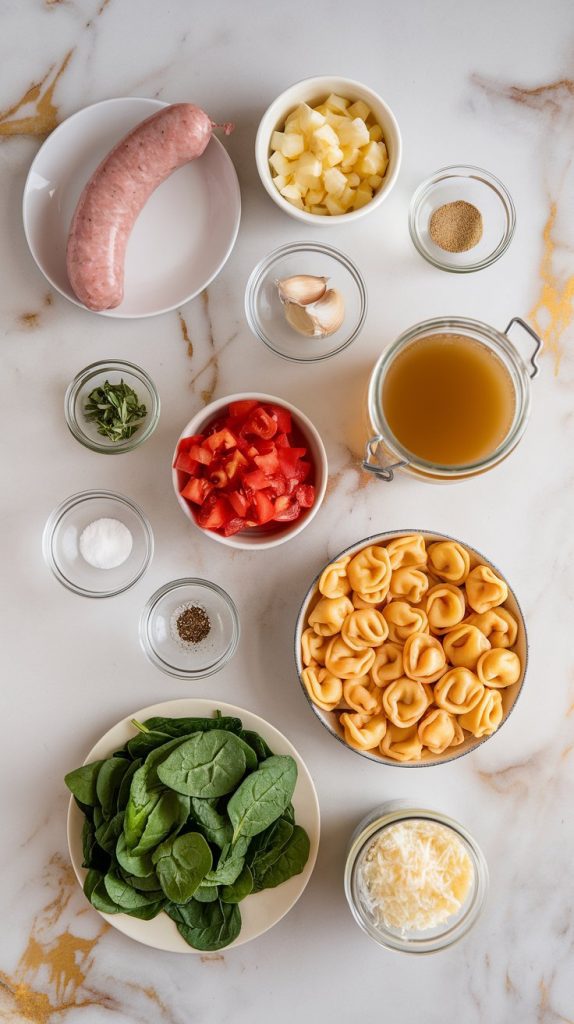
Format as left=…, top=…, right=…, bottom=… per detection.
left=363, top=316, right=542, bottom=482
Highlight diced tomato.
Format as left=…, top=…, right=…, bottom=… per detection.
left=223, top=516, right=246, bottom=536
left=197, top=495, right=229, bottom=530
left=223, top=449, right=248, bottom=481
left=254, top=450, right=280, bottom=476
left=294, top=459, right=311, bottom=482
left=265, top=475, right=288, bottom=497
left=228, top=490, right=249, bottom=517
left=273, top=495, right=300, bottom=522
left=188, top=444, right=213, bottom=466
left=175, top=434, right=202, bottom=454
left=205, top=428, right=236, bottom=452
left=242, top=407, right=277, bottom=440
left=252, top=437, right=276, bottom=455
left=209, top=466, right=229, bottom=488
left=277, top=447, right=307, bottom=478
left=251, top=491, right=275, bottom=525
left=296, top=484, right=315, bottom=508
left=275, top=432, right=290, bottom=448
left=242, top=469, right=270, bottom=491
left=266, top=404, right=292, bottom=434
left=228, top=399, right=259, bottom=419
left=181, top=477, right=214, bottom=505
left=174, top=449, right=199, bottom=475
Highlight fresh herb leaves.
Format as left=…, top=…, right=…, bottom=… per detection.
left=84, top=379, right=147, bottom=443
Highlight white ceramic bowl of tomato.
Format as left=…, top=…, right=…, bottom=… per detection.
left=172, top=393, right=328, bottom=549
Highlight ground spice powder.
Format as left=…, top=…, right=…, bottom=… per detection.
left=429, top=200, right=483, bottom=253
left=176, top=605, right=211, bottom=644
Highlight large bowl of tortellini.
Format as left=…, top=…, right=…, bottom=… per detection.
left=295, top=531, right=527, bottom=766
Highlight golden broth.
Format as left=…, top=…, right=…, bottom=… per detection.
left=382, top=333, right=516, bottom=466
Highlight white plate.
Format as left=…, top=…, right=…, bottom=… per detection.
left=23, top=98, right=241, bottom=318
left=67, top=698, right=320, bottom=953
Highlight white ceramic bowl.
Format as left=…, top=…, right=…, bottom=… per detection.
left=294, top=530, right=528, bottom=767
left=172, top=393, right=328, bottom=550
left=23, top=97, right=241, bottom=318
left=255, top=76, right=402, bottom=225
left=67, top=698, right=320, bottom=953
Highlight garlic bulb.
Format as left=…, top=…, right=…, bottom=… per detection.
left=276, top=274, right=328, bottom=306
left=284, top=288, right=345, bottom=338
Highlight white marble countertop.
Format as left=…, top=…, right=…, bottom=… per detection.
left=1, top=0, right=574, bottom=1021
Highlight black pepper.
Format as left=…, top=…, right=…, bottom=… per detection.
left=176, top=605, right=211, bottom=644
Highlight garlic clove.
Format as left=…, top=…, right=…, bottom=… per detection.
left=276, top=274, right=328, bottom=306
left=284, top=287, right=345, bottom=338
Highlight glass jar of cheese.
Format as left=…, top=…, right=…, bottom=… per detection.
left=344, top=803, right=488, bottom=953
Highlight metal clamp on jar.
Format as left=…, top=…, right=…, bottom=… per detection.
left=363, top=316, right=542, bottom=483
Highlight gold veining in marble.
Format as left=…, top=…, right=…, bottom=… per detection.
left=472, top=74, right=574, bottom=373
left=178, top=311, right=194, bottom=358
left=199, top=290, right=218, bottom=404
left=0, top=50, right=73, bottom=137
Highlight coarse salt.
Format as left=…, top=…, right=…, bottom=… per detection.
left=79, top=517, right=133, bottom=569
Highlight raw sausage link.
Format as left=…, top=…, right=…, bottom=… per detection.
left=66, top=104, right=216, bottom=311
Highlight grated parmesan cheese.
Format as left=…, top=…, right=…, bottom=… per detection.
left=357, top=819, right=474, bottom=934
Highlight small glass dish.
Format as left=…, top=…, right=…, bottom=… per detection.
left=408, top=165, right=515, bottom=273
left=65, top=359, right=160, bottom=454
left=139, top=579, right=240, bottom=679
left=344, top=803, right=488, bottom=954
left=245, top=241, right=367, bottom=362
left=42, top=490, right=154, bottom=597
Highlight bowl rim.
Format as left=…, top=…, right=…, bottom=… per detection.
left=64, top=358, right=161, bottom=453
left=408, top=164, right=516, bottom=273
left=42, top=488, right=154, bottom=598
left=294, top=528, right=528, bottom=767
left=172, top=391, right=328, bottom=550
left=139, top=577, right=241, bottom=678
left=255, top=74, right=402, bottom=224
left=244, top=240, right=368, bottom=363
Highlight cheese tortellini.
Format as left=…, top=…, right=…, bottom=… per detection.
left=347, top=545, right=392, bottom=597
left=308, top=595, right=354, bottom=637
left=465, top=564, right=508, bottom=614
left=300, top=534, right=523, bottom=763
left=341, top=609, right=388, bottom=650
left=383, top=601, right=429, bottom=643
left=382, top=677, right=431, bottom=728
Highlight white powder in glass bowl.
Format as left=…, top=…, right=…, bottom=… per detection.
left=79, top=517, right=133, bottom=569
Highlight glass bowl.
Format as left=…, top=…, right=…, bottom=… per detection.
left=245, top=242, right=367, bottom=362
left=65, top=360, right=160, bottom=453
left=408, top=165, right=515, bottom=273
left=344, top=803, right=488, bottom=953
left=42, top=490, right=154, bottom=597
left=139, top=579, right=240, bottom=678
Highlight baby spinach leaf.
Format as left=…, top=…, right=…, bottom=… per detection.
left=205, top=837, right=250, bottom=886
left=189, top=797, right=233, bottom=848
left=115, top=831, right=154, bottom=878
left=157, top=731, right=246, bottom=798
left=220, top=865, right=253, bottom=904
left=172, top=898, right=241, bottom=951
left=117, top=758, right=142, bottom=812
left=128, top=900, right=165, bottom=921
left=240, top=730, right=274, bottom=762
left=96, top=757, right=131, bottom=819
left=81, top=819, right=109, bottom=872
left=84, top=870, right=121, bottom=915
left=95, top=811, right=125, bottom=855
left=65, top=760, right=106, bottom=806
left=227, top=756, right=297, bottom=842
left=152, top=832, right=212, bottom=904
left=251, top=825, right=310, bottom=892
left=131, top=790, right=190, bottom=856
left=248, top=817, right=294, bottom=878
left=104, top=869, right=164, bottom=911
left=142, top=715, right=242, bottom=738
left=193, top=884, right=219, bottom=903
left=233, top=737, right=258, bottom=774
left=125, top=872, right=161, bottom=893
left=123, top=763, right=163, bottom=848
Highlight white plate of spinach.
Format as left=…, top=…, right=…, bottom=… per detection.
left=66, top=698, right=320, bottom=952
